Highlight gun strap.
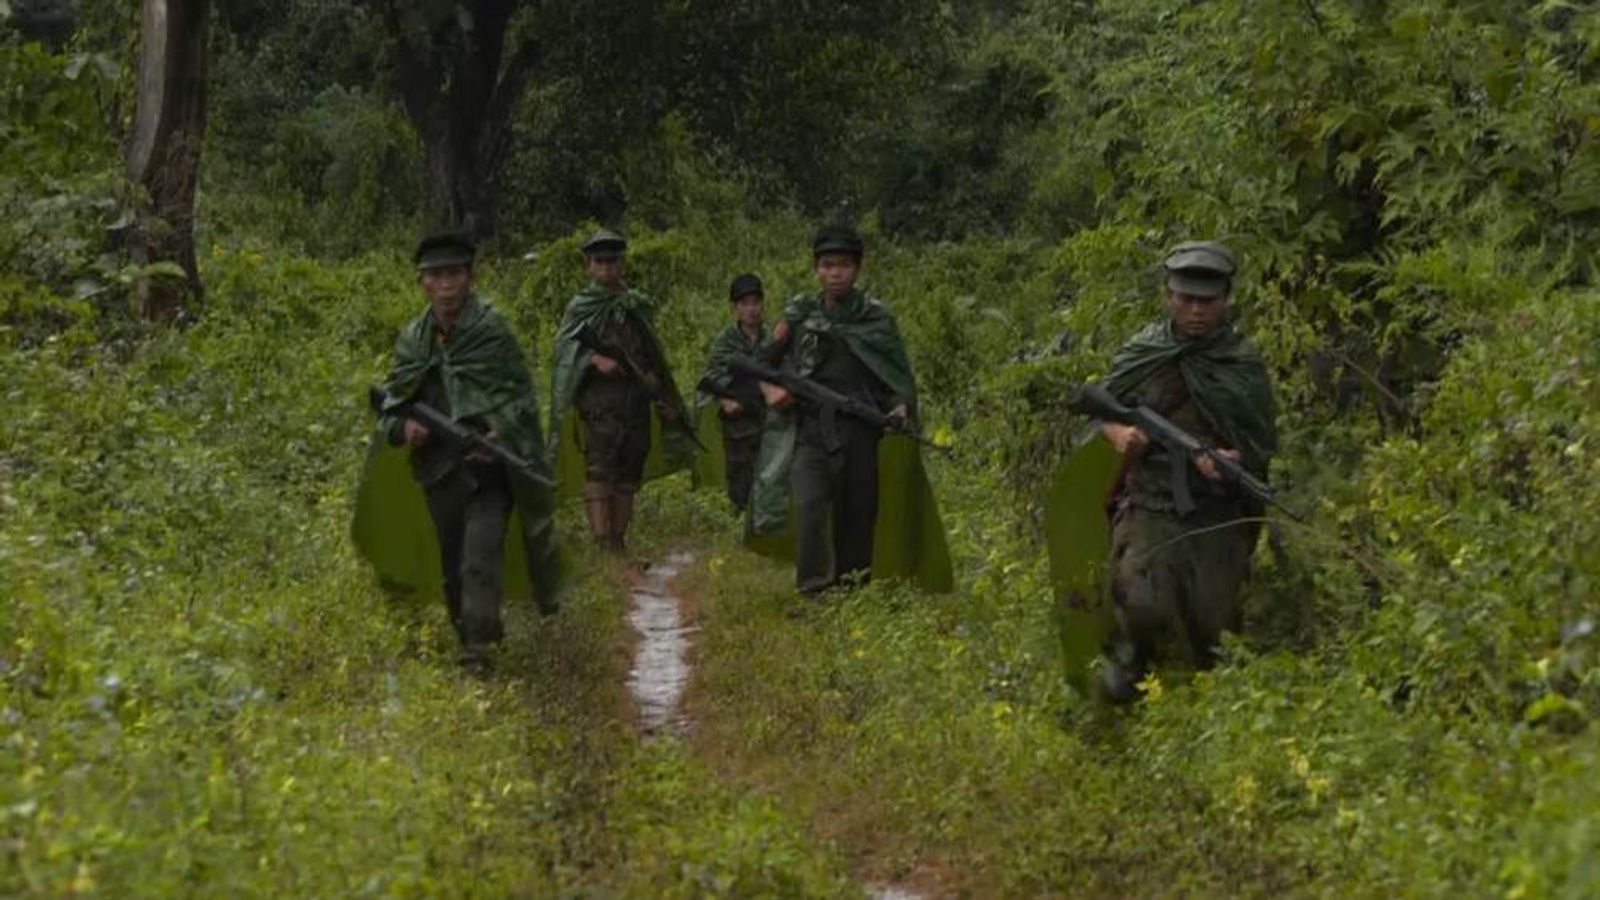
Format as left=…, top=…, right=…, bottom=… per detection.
left=1170, top=449, right=1196, bottom=517
left=820, top=403, right=844, bottom=453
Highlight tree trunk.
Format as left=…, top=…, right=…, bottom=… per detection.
left=128, top=0, right=209, bottom=323
left=384, top=0, right=538, bottom=243
left=425, top=122, right=494, bottom=240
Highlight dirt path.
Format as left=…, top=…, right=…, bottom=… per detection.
left=623, top=550, right=931, bottom=898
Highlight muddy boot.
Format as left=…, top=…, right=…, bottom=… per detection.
left=1098, top=641, right=1145, bottom=705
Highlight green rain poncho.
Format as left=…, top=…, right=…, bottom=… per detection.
left=1044, top=316, right=1277, bottom=692
left=1103, top=319, right=1277, bottom=476
left=692, top=322, right=770, bottom=493
left=746, top=289, right=953, bottom=593
left=549, top=282, right=696, bottom=499
left=352, top=295, right=562, bottom=604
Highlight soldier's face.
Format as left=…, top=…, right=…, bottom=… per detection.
left=733, top=294, right=764, bottom=328
left=587, top=255, right=623, bottom=289
left=420, top=264, right=472, bottom=316
left=1166, top=290, right=1229, bottom=339
left=815, top=254, right=860, bottom=300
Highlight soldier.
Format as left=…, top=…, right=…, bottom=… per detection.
left=363, top=229, right=561, bottom=673
left=757, top=225, right=921, bottom=594
left=550, top=229, right=694, bottom=553
left=697, top=273, right=771, bottom=511
left=1096, top=240, right=1278, bottom=702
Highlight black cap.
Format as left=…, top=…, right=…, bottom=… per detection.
left=581, top=229, right=627, bottom=258
left=812, top=224, right=864, bottom=259
left=414, top=229, right=476, bottom=270
left=728, top=273, right=763, bottom=302
left=1163, top=240, right=1236, bottom=298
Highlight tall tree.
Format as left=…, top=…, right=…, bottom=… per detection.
left=376, top=0, right=539, bottom=240
left=127, top=0, right=210, bottom=321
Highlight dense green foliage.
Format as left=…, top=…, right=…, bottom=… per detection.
left=1, top=243, right=859, bottom=895
left=5, top=0, right=1600, bottom=894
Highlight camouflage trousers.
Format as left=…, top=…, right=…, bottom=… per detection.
left=1107, top=499, right=1260, bottom=674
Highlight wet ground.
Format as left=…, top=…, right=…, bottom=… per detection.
left=625, top=552, right=696, bottom=736
left=624, top=551, right=927, bottom=897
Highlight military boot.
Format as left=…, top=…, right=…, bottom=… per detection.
left=1098, top=641, right=1144, bottom=705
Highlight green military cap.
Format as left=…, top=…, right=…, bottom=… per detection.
left=728, top=273, right=763, bottom=301
left=414, top=229, right=476, bottom=270
left=812, top=224, right=864, bottom=259
left=1163, top=240, right=1236, bottom=298
left=581, top=229, right=627, bottom=259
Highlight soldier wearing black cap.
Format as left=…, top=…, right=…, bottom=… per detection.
left=1093, top=240, right=1278, bottom=702
left=550, top=229, right=694, bottom=552
left=697, top=273, right=771, bottom=510
left=367, top=229, right=562, bottom=672
left=756, top=224, right=919, bottom=593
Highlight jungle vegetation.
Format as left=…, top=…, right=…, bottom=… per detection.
left=3, top=0, right=1598, bottom=895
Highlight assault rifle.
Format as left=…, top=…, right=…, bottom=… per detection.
left=1068, top=383, right=1299, bottom=521
left=695, top=375, right=744, bottom=405
left=573, top=323, right=709, bottom=453
left=369, top=386, right=555, bottom=490
left=696, top=365, right=765, bottom=410
left=726, top=355, right=951, bottom=456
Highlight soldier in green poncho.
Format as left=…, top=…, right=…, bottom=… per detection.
left=550, top=230, right=694, bottom=552
left=362, top=230, right=561, bottom=672
left=696, top=273, right=770, bottom=511
left=757, top=225, right=921, bottom=594
left=1095, top=241, right=1278, bottom=702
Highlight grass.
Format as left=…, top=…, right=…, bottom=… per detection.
left=0, top=246, right=857, bottom=897
left=6, top=233, right=1597, bottom=897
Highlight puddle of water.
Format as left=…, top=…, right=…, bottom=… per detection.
left=627, top=552, right=696, bottom=735
left=868, top=887, right=925, bottom=900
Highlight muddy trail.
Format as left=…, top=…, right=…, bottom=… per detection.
left=622, top=550, right=930, bottom=899
left=625, top=552, right=697, bottom=736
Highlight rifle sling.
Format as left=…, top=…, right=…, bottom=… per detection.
left=1169, top=446, right=1197, bottom=516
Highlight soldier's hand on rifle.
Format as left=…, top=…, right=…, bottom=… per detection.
left=887, top=404, right=909, bottom=428
left=1194, top=447, right=1241, bottom=481
left=760, top=382, right=794, bottom=409
left=719, top=397, right=743, bottom=415
left=403, top=419, right=430, bottom=447
left=466, top=429, right=498, bottom=463
left=1102, top=422, right=1149, bottom=458
left=591, top=353, right=620, bottom=375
